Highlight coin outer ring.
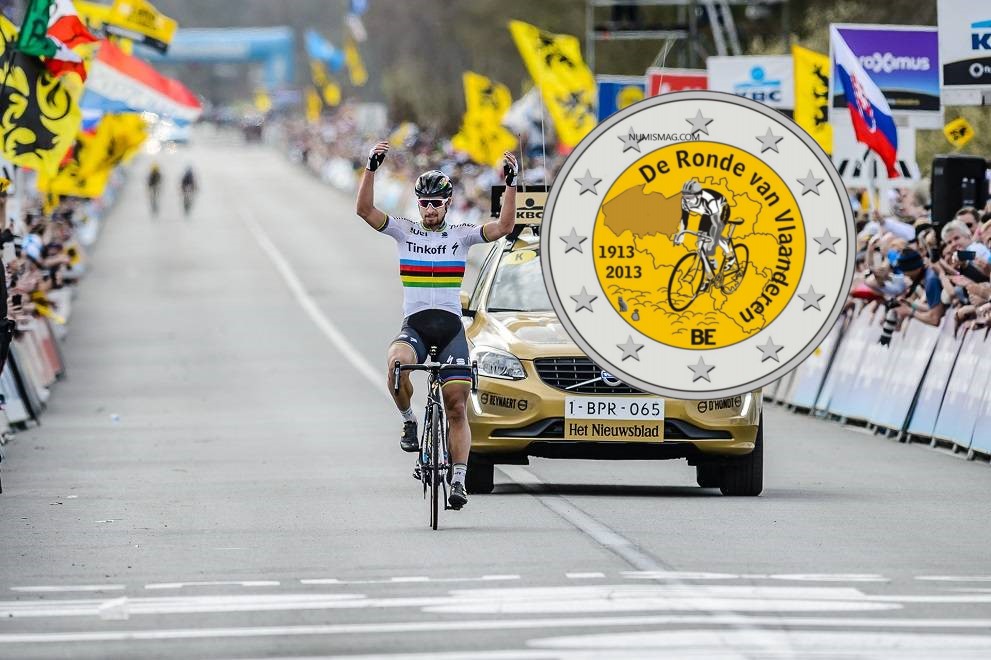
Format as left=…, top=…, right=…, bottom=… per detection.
left=540, top=90, right=856, bottom=399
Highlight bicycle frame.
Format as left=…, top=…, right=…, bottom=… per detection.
left=392, top=350, right=479, bottom=529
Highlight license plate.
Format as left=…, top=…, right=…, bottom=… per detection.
left=564, top=396, right=665, bottom=441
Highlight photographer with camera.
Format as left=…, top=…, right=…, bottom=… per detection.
left=888, top=248, right=946, bottom=329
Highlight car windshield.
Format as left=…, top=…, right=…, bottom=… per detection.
left=486, top=248, right=552, bottom=313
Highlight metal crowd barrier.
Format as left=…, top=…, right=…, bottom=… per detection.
left=766, top=301, right=991, bottom=460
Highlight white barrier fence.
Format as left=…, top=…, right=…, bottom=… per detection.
left=768, top=303, right=991, bottom=458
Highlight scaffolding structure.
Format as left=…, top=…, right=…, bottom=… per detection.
left=585, top=0, right=791, bottom=73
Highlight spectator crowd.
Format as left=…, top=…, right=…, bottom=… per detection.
left=271, top=104, right=990, bottom=346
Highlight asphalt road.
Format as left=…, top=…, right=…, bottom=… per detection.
left=1, top=133, right=990, bottom=659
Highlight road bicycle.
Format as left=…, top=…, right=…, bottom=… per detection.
left=667, top=223, right=749, bottom=312
left=181, top=186, right=195, bottom=217
left=393, top=348, right=478, bottom=530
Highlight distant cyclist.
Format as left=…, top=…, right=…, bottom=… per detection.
left=674, top=178, right=734, bottom=271
left=355, top=140, right=518, bottom=511
left=180, top=166, right=197, bottom=216
left=147, top=163, right=162, bottom=216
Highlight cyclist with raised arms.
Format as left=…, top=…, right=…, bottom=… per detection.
left=674, top=178, right=735, bottom=272
left=355, top=140, right=518, bottom=510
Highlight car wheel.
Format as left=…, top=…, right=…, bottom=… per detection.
left=465, top=453, right=495, bottom=494
left=718, top=413, right=763, bottom=496
left=695, top=463, right=722, bottom=488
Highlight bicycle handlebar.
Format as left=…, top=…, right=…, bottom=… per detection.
left=677, top=230, right=713, bottom=243
left=392, top=360, right=479, bottom=394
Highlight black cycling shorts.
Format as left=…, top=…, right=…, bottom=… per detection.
left=392, top=309, right=471, bottom=386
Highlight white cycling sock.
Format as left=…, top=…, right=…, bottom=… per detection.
left=400, top=407, right=416, bottom=424
left=452, top=463, right=468, bottom=485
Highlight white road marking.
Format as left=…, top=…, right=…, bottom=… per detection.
left=0, top=584, right=906, bottom=619
left=244, top=217, right=384, bottom=393
left=144, top=581, right=280, bottom=590
left=567, top=573, right=606, bottom=579
left=299, top=579, right=342, bottom=585
left=10, top=585, right=126, bottom=593
left=622, top=571, right=738, bottom=580
left=620, top=572, right=890, bottom=582
left=770, top=574, right=890, bottom=582
left=532, top=629, right=991, bottom=654
left=299, top=575, right=520, bottom=586
left=3, top=615, right=991, bottom=645
left=917, top=576, right=991, bottom=582
left=498, top=466, right=660, bottom=572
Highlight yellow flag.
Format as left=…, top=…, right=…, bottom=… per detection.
left=452, top=72, right=518, bottom=167
left=0, top=17, right=82, bottom=177
left=75, top=1, right=115, bottom=30
left=463, top=71, right=512, bottom=117
left=344, top=36, right=367, bottom=86
left=305, top=88, right=322, bottom=124
left=310, top=59, right=329, bottom=88
left=322, top=82, right=341, bottom=107
left=508, top=20, right=595, bottom=149
left=39, top=114, right=147, bottom=198
left=254, top=89, right=272, bottom=114
left=104, top=0, right=177, bottom=54
left=944, top=117, right=975, bottom=148
left=792, top=44, right=832, bottom=155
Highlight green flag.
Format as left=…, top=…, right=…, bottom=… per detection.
left=17, top=0, right=57, bottom=58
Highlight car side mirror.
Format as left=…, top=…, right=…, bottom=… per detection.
left=460, top=290, right=475, bottom=318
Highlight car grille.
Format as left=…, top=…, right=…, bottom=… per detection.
left=534, top=357, right=643, bottom=394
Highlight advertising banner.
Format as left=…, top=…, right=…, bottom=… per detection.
left=938, top=0, right=991, bottom=90
left=830, top=24, right=941, bottom=128
left=706, top=56, right=793, bottom=110
left=596, top=75, right=645, bottom=121
left=821, top=309, right=872, bottom=417
left=932, top=329, right=982, bottom=444
left=784, top=320, right=842, bottom=409
left=868, top=319, right=940, bottom=431
left=961, top=330, right=991, bottom=450
left=830, top=115, right=920, bottom=183
left=970, top=332, right=991, bottom=455
left=907, top=316, right=962, bottom=438
left=645, top=67, right=707, bottom=96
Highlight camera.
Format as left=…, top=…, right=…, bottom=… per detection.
left=878, top=299, right=900, bottom=347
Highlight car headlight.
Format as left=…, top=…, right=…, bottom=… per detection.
left=472, top=347, right=526, bottom=380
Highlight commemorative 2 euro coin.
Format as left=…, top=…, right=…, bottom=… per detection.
left=540, top=91, right=855, bottom=399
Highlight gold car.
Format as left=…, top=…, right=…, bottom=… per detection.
left=461, top=227, right=763, bottom=496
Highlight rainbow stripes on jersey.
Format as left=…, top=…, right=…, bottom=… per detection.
left=399, top=259, right=466, bottom=288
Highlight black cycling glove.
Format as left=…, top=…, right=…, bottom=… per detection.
left=367, top=147, right=385, bottom=172
left=504, top=159, right=518, bottom=187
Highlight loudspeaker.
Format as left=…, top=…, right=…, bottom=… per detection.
left=930, top=155, right=989, bottom=227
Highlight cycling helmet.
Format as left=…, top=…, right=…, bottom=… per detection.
left=682, top=178, right=702, bottom=195
left=414, top=170, right=454, bottom=198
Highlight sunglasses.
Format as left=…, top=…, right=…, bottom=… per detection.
left=417, top=198, right=447, bottom=209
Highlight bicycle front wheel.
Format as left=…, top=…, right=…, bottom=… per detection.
left=668, top=252, right=706, bottom=312
left=430, top=401, right=443, bottom=530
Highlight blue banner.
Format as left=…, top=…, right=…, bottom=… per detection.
left=596, top=76, right=645, bottom=122
left=305, top=30, right=344, bottom=72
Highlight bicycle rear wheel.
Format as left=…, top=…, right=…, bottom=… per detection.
left=429, top=401, right=443, bottom=530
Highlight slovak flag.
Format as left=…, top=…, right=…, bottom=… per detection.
left=831, top=27, right=899, bottom=178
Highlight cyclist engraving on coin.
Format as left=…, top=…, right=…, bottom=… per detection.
left=593, top=142, right=806, bottom=349
left=542, top=91, right=854, bottom=399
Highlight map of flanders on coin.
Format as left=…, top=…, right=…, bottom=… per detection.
left=541, top=91, right=855, bottom=399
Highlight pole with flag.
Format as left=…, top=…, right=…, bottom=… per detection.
left=830, top=26, right=899, bottom=179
